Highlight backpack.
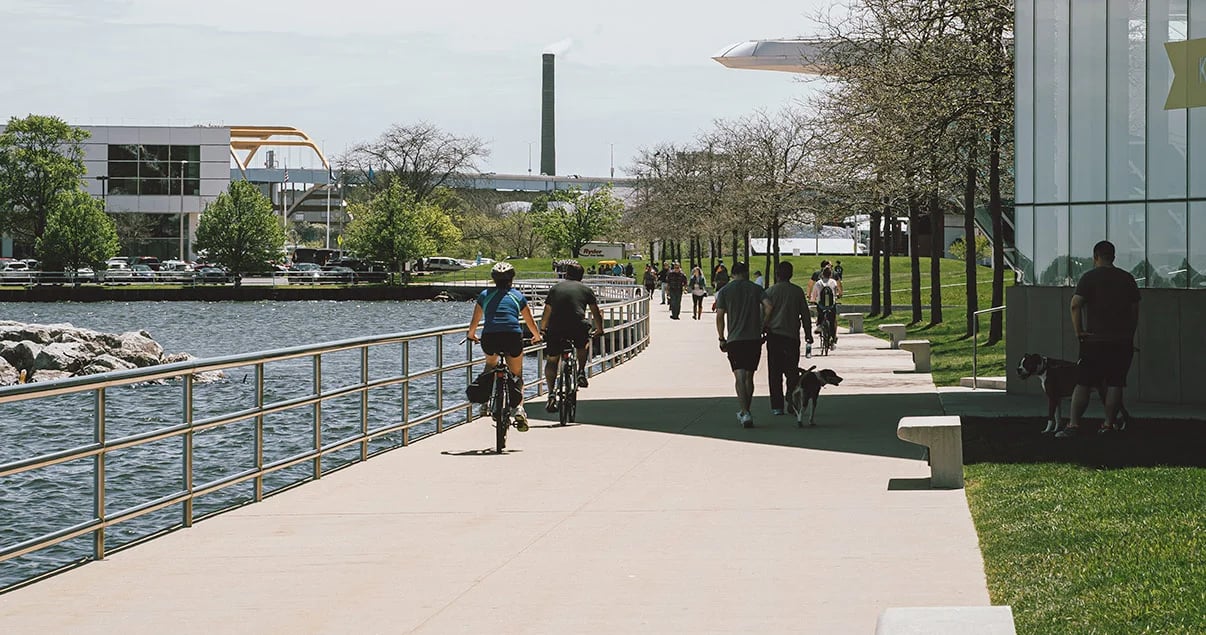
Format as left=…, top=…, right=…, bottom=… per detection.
left=818, top=284, right=836, bottom=307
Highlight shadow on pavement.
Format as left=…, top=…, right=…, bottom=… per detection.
left=963, top=417, right=1206, bottom=468
left=568, top=392, right=946, bottom=461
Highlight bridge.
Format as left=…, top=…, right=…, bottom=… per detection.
left=0, top=292, right=998, bottom=632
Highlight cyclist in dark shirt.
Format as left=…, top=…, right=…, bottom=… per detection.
left=540, top=262, right=604, bottom=412
left=1057, top=240, right=1140, bottom=437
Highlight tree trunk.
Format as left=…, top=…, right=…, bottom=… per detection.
left=764, top=220, right=773, bottom=283
left=883, top=212, right=893, bottom=317
left=964, top=144, right=979, bottom=338
left=731, top=230, right=738, bottom=268
left=929, top=192, right=944, bottom=325
left=772, top=221, right=781, bottom=271
left=743, top=230, right=751, bottom=264
left=870, top=205, right=882, bottom=316
left=709, top=237, right=717, bottom=276
left=988, top=125, right=1005, bottom=344
left=908, top=195, right=922, bottom=324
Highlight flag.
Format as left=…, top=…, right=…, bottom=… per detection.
left=367, top=165, right=375, bottom=183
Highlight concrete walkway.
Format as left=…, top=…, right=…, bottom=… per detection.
left=0, top=301, right=991, bottom=634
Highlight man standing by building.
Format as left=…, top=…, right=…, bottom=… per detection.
left=715, top=262, right=772, bottom=428
left=666, top=262, right=688, bottom=319
left=1057, top=240, right=1140, bottom=438
left=764, top=262, right=813, bottom=416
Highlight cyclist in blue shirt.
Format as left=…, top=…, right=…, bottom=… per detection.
left=467, top=262, right=542, bottom=430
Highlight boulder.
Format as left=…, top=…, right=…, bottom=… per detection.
left=29, top=369, right=72, bottom=383
left=77, top=354, right=138, bottom=376
left=35, top=342, right=96, bottom=373
left=112, top=332, right=164, bottom=367
left=0, top=357, right=20, bottom=385
left=1, top=341, right=44, bottom=372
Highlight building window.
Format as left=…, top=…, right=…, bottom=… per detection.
left=1015, top=206, right=1036, bottom=283
left=1107, top=0, right=1147, bottom=201
left=1190, top=202, right=1206, bottom=289
left=1070, top=205, right=1108, bottom=281
left=106, top=144, right=200, bottom=195
left=1109, top=203, right=1147, bottom=285
left=1147, top=202, right=1189, bottom=288
left=1034, top=206, right=1070, bottom=285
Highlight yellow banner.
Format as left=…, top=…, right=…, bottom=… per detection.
left=1165, top=37, right=1206, bottom=110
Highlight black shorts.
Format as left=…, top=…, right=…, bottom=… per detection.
left=480, top=331, right=524, bottom=358
left=725, top=339, right=762, bottom=372
left=1078, top=340, right=1133, bottom=387
left=546, top=321, right=591, bottom=355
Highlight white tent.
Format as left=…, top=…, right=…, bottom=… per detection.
left=749, top=238, right=865, bottom=255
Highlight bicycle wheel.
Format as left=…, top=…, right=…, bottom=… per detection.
left=558, top=362, right=572, bottom=427
left=568, top=390, right=578, bottom=423
left=493, top=374, right=508, bottom=453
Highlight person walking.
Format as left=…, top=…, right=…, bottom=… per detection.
left=624, top=262, right=634, bottom=278
left=833, top=260, right=844, bottom=281
left=658, top=262, right=670, bottom=304
left=715, top=262, right=772, bottom=428
left=688, top=265, right=709, bottom=320
left=466, top=262, right=543, bottom=431
left=1056, top=240, right=1140, bottom=438
left=764, top=262, right=813, bottom=416
left=753, top=270, right=765, bottom=288
left=713, top=262, right=730, bottom=292
left=666, top=262, right=688, bottom=319
left=642, top=264, right=657, bottom=297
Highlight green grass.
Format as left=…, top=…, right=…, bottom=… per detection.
left=860, top=309, right=1006, bottom=387
left=966, top=464, right=1206, bottom=634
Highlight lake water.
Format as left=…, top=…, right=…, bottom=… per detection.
left=0, top=300, right=525, bottom=590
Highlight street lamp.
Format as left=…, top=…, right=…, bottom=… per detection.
left=179, top=160, right=186, bottom=261
left=95, top=175, right=109, bottom=210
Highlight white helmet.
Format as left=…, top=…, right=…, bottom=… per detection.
left=491, top=261, right=515, bottom=283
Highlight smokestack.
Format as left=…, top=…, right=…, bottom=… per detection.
left=541, top=53, right=556, bottom=176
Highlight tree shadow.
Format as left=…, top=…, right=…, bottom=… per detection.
left=570, top=393, right=945, bottom=461
left=962, top=417, right=1206, bottom=468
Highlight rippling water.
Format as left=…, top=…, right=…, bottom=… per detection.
left=0, top=300, right=543, bottom=589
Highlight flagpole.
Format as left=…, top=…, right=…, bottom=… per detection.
left=325, top=143, right=331, bottom=250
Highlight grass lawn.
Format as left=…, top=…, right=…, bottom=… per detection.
left=966, top=462, right=1206, bottom=634
left=860, top=309, right=1006, bottom=387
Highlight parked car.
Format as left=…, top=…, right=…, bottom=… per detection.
left=288, top=262, right=323, bottom=283
left=0, top=261, right=31, bottom=284
left=195, top=267, right=230, bottom=284
left=320, top=265, right=357, bottom=283
left=423, top=256, right=466, bottom=271
left=134, top=256, right=161, bottom=271
left=131, top=264, right=155, bottom=281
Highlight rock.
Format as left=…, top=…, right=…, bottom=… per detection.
left=112, top=332, right=164, bottom=367
left=35, top=342, right=95, bottom=373
left=0, top=357, right=20, bottom=385
left=29, top=369, right=72, bottom=383
left=77, top=354, right=138, bottom=376
left=1, top=341, right=44, bottom=372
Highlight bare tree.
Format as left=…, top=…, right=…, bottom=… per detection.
left=340, top=122, right=489, bottom=202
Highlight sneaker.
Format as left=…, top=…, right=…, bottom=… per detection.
left=545, top=396, right=558, bottom=412
left=1054, top=426, right=1080, bottom=438
left=577, top=372, right=589, bottom=388
left=513, top=409, right=529, bottom=432
left=771, top=409, right=786, bottom=416
left=738, top=411, right=754, bottom=428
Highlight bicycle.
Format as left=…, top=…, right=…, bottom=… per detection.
left=467, top=338, right=530, bottom=454
left=816, top=305, right=838, bottom=356
left=551, top=344, right=579, bottom=426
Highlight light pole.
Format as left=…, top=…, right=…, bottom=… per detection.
left=179, top=160, right=186, bottom=261
left=95, top=175, right=109, bottom=210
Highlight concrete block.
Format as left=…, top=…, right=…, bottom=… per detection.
left=897, top=416, right=963, bottom=489
left=876, top=606, right=1016, bottom=635
left=840, top=312, right=864, bottom=333
left=899, top=339, right=931, bottom=372
left=1139, top=291, right=1179, bottom=403
left=1181, top=291, right=1206, bottom=405
left=880, top=323, right=907, bottom=349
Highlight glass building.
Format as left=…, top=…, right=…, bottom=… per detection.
left=1010, top=0, right=1206, bottom=404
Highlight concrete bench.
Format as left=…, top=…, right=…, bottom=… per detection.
left=876, top=606, right=1016, bottom=635
left=879, top=323, right=907, bottom=348
left=899, top=339, right=932, bottom=372
left=897, top=416, right=964, bottom=489
left=839, top=312, right=863, bottom=333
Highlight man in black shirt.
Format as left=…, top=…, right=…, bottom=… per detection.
left=541, top=262, right=604, bottom=412
left=666, top=262, right=688, bottom=319
left=1057, top=240, right=1140, bottom=437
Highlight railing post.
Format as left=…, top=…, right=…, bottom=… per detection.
left=254, top=362, right=264, bottom=502
left=401, top=340, right=410, bottom=446
left=182, top=374, right=194, bottom=527
left=466, top=338, right=475, bottom=422
left=313, top=353, right=322, bottom=478
left=360, top=346, right=369, bottom=462
left=436, top=335, right=444, bottom=433
left=93, top=387, right=106, bottom=561
left=973, top=315, right=979, bottom=390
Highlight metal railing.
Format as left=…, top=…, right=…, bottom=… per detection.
left=0, top=292, right=650, bottom=588
left=971, top=305, right=1006, bottom=389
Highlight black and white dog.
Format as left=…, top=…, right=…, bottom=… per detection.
left=1016, top=353, right=1132, bottom=434
left=786, top=366, right=844, bottom=427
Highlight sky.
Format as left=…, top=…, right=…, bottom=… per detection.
left=1, top=0, right=833, bottom=178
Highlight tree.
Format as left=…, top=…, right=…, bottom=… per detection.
left=35, top=190, right=119, bottom=274
left=340, top=123, right=489, bottom=202
left=195, top=180, right=286, bottom=287
left=531, top=185, right=624, bottom=258
left=0, top=114, right=90, bottom=245
left=343, top=182, right=461, bottom=283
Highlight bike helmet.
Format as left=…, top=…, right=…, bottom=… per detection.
left=563, top=261, right=584, bottom=281
left=491, top=261, right=516, bottom=284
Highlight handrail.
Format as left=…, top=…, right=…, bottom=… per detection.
left=0, top=292, right=651, bottom=590
left=971, top=305, right=1007, bottom=389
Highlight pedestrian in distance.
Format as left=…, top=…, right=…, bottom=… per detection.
left=715, top=262, right=772, bottom=428
left=833, top=260, right=844, bottom=282
left=612, top=262, right=623, bottom=277
left=1056, top=240, right=1140, bottom=438
left=713, top=262, right=730, bottom=292
left=807, top=259, right=831, bottom=297
left=754, top=270, right=765, bottom=288
left=624, top=262, right=634, bottom=278
left=688, top=265, right=709, bottom=320
left=763, top=261, right=813, bottom=416
left=466, top=262, right=543, bottom=431
left=666, top=262, right=688, bottom=319
left=642, top=264, right=657, bottom=297
left=658, top=262, right=670, bottom=304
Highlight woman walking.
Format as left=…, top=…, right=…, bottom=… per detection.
left=642, top=264, right=657, bottom=297
left=688, top=265, right=709, bottom=320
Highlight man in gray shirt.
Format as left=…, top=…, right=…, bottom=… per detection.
left=715, top=261, right=772, bottom=428
left=764, top=262, right=813, bottom=416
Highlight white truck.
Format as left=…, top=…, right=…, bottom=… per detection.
left=579, top=242, right=629, bottom=260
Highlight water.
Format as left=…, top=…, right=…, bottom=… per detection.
left=0, top=300, right=522, bottom=589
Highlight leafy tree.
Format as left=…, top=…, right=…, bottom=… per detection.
left=36, top=190, right=119, bottom=274
left=195, top=180, right=286, bottom=287
left=531, top=185, right=624, bottom=258
left=343, top=182, right=461, bottom=283
left=949, top=234, right=991, bottom=262
left=0, top=114, right=90, bottom=245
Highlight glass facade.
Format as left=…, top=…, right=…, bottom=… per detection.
left=1017, top=0, right=1204, bottom=289
left=106, top=145, right=201, bottom=196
